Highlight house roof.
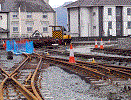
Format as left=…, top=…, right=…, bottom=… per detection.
left=0, top=27, right=8, bottom=33
left=65, top=0, right=131, bottom=8
left=0, top=0, right=55, bottom=12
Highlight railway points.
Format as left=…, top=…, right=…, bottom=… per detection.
left=0, top=38, right=131, bottom=100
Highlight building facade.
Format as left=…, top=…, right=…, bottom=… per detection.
left=65, top=0, right=131, bottom=37
left=0, top=0, right=56, bottom=38
left=0, top=12, right=8, bottom=38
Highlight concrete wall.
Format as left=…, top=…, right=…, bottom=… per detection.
left=79, top=7, right=99, bottom=37
left=80, top=7, right=90, bottom=37
left=0, top=13, right=7, bottom=30
left=103, top=6, right=116, bottom=36
left=69, top=6, right=101, bottom=37
left=70, top=8, right=78, bottom=34
left=92, top=7, right=99, bottom=37
left=9, top=12, right=56, bottom=38
left=123, top=6, right=131, bottom=36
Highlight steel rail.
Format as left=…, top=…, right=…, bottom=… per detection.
left=45, top=55, right=131, bottom=74
left=9, top=53, right=30, bottom=77
left=11, top=74, right=38, bottom=100
left=9, top=53, right=43, bottom=100
left=76, top=61, right=131, bottom=78
left=93, top=48, right=131, bottom=56
left=31, top=55, right=43, bottom=100
left=0, top=73, right=8, bottom=100
left=8, top=53, right=43, bottom=100
left=0, top=68, right=10, bottom=77
left=47, top=49, right=131, bottom=70
left=42, top=56, right=131, bottom=79
left=96, top=63, right=131, bottom=70
left=47, top=49, right=131, bottom=62
left=0, top=54, right=32, bottom=99
left=42, top=56, right=108, bottom=79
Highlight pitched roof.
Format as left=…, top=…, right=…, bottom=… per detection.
left=0, top=0, right=55, bottom=12
left=65, top=0, right=131, bottom=8
left=0, top=27, right=8, bottom=33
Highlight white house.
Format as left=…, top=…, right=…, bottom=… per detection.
left=0, top=0, right=56, bottom=38
left=65, top=0, right=131, bottom=37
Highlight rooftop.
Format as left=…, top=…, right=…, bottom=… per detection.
left=0, top=0, right=55, bottom=12
left=65, top=0, right=131, bottom=8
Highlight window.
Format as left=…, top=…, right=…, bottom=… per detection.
left=26, top=21, right=33, bottom=32
left=93, top=26, right=96, bottom=29
left=128, top=21, right=131, bottom=29
left=27, top=12, right=32, bottom=18
left=108, top=21, right=112, bottom=29
left=27, top=15, right=32, bottom=18
left=108, top=8, right=112, bottom=15
left=43, top=12, right=48, bottom=18
left=0, top=16, right=2, bottom=20
left=43, top=27, right=48, bottom=32
left=13, top=27, right=18, bottom=32
left=53, top=27, right=61, bottom=31
left=27, top=27, right=32, bottom=32
left=116, top=22, right=121, bottom=29
left=93, top=12, right=96, bottom=16
left=127, top=8, right=131, bottom=15
left=116, top=8, right=120, bottom=16
left=13, top=12, right=18, bottom=18
left=43, top=15, right=47, bottom=18
left=13, top=15, right=17, bottom=18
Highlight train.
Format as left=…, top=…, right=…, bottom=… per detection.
left=31, top=26, right=72, bottom=48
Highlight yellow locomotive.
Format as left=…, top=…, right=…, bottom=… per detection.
left=50, top=26, right=71, bottom=44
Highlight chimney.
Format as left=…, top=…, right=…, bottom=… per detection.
left=43, top=0, right=49, bottom=4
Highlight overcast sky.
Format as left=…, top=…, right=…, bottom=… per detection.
left=49, top=0, right=77, bottom=8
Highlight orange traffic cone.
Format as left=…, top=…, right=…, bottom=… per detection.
left=69, top=44, right=75, bottom=63
left=3, top=41, right=6, bottom=50
left=95, top=39, right=98, bottom=48
left=100, top=38, right=104, bottom=49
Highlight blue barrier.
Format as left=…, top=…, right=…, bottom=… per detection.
left=6, top=40, right=34, bottom=55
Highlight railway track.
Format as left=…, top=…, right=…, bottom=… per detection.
left=45, top=49, right=131, bottom=63
left=92, top=48, right=131, bottom=56
left=42, top=55, right=131, bottom=82
left=0, top=53, right=43, bottom=100
left=0, top=50, right=131, bottom=99
left=36, top=48, right=131, bottom=80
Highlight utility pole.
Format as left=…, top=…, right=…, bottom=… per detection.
left=19, top=4, right=21, bottom=41
left=88, top=23, right=89, bottom=41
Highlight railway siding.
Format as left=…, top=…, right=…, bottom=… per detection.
left=47, top=49, right=131, bottom=62
left=42, top=55, right=131, bottom=80
left=0, top=53, right=43, bottom=100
